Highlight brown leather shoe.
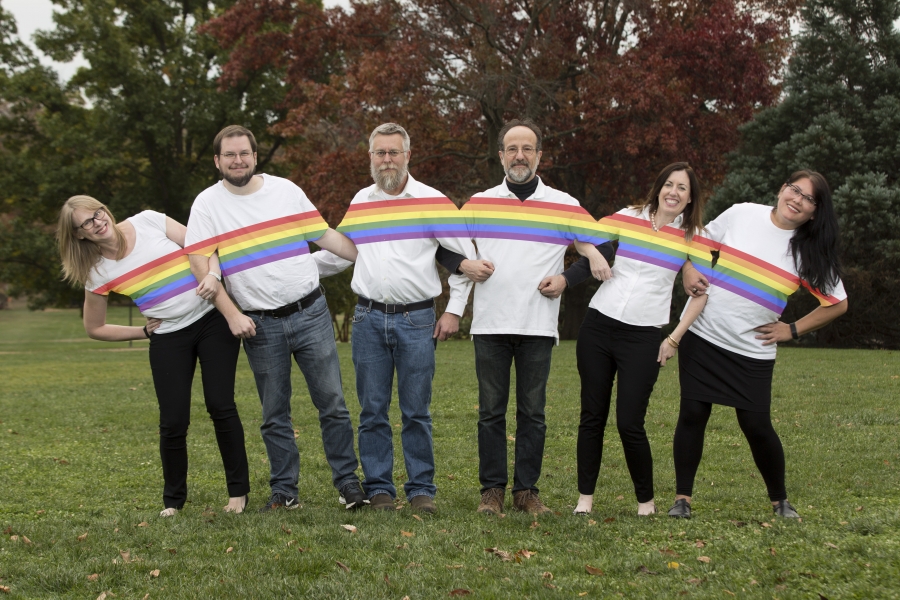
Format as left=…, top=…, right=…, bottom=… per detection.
left=513, top=490, right=551, bottom=515
left=477, top=488, right=505, bottom=515
left=410, top=495, right=437, bottom=514
left=369, top=493, right=396, bottom=511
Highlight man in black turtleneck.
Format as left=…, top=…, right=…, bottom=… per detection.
left=461, top=119, right=607, bottom=517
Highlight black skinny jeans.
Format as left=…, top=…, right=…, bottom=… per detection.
left=149, top=310, right=250, bottom=508
left=576, top=309, right=660, bottom=503
left=673, top=397, right=787, bottom=501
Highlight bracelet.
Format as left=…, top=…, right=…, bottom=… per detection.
left=790, top=322, right=799, bottom=340
left=143, top=325, right=150, bottom=339
left=207, top=271, right=221, bottom=281
left=666, top=335, right=680, bottom=349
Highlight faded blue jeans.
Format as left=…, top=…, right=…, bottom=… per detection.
left=351, top=304, right=437, bottom=500
left=474, top=334, right=554, bottom=494
left=243, top=295, right=359, bottom=499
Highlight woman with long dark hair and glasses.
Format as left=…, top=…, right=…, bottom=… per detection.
left=58, top=196, right=250, bottom=517
left=669, top=170, right=848, bottom=519
left=553, top=162, right=711, bottom=516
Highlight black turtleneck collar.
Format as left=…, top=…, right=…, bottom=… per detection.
left=505, top=176, right=539, bottom=201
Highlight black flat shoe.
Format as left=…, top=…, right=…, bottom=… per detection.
left=772, top=500, right=799, bottom=518
left=667, top=498, right=691, bottom=519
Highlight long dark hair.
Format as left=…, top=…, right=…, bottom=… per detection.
left=631, top=162, right=704, bottom=239
left=784, top=170, right=843, bottom=294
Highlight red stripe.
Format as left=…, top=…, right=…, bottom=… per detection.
left=466, top=196, right=590, bottom=215
left=182, top=210, right=324, bottom=254
left=92, top=248, right=187, bottom=295
left=343, top=197, right=456, bottom=212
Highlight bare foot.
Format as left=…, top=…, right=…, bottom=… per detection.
left=637, top=500, right=657, bottom=516
left=573, top=494, right=593, bottom=515
left=223, top=495, right=247, bottom=514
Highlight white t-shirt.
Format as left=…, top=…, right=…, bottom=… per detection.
left=185, top=174, right=329, bottom=311
left=331, top=174, right=475, bottom=315
left=590, top=207, right=711, bottom=327
left=463, top=178, right=606, bottom=342
left=86, top=210, right=213, bottom=334
left=687, top=203, right=847, bottom=358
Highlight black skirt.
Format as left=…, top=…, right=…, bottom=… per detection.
left=678, top=330, right=776, bottom=412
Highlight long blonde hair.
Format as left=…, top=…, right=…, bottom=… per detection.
left=57, top=195, right=127, bottom=286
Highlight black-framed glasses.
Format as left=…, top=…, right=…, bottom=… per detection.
left=76, top=208, right=106, bottom=231
left=783, top=182, right=816, bottom=206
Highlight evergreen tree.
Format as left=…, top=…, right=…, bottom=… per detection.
left=710, top=0, right=900, bottom=348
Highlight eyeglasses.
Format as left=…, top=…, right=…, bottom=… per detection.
left=219, top=151, right=253, bottom=161
left=783, top=182, right=816, bottom=206
left=76, top=209, right=106, bottom=231
left=504, top=146, right=537, bottom=157
left=370, top=150, right=406, bottom=159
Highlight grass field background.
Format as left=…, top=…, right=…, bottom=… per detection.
left=0, top=305, right=898, bottom=598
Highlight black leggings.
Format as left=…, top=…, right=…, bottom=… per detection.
left=149, top=310, right=250, bottom=508
left=576, top=310, right=660, bottom=503
left=673, top=397, right=786, bottom=502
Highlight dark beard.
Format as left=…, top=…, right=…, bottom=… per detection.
left=221, top=164, right=256, bottom=187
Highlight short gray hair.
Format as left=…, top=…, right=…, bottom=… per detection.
left=369, top=123, right=410, bottom=152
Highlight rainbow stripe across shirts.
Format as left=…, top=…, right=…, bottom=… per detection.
left=693, top=236, right=843, bottom=314
left=335, top=196, right=467, bottom=243
left=91, top=249, right=196, bottom=312
left=460, top=197, right=608, bottom=245
left=185, top=211, right=329, bottom=277
left=595, top=212, right=712, bottom=271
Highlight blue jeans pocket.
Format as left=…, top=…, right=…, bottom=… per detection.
left=404, top=307, right=436, bottom=329
left=351, top=306, right=368, bottom=324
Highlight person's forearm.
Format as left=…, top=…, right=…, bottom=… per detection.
left=189, top=254, right=210, bottom=281
left=316, top=228, right=358, bottom=262
left=668, top=294, right=708, bottom=343
left=794, top=300, right=848, bottom=336
left=86, top=323, right=149, bottom=342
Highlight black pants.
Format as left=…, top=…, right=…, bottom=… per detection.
left=576, top=309, right=660, bottom=503
left=149, top=310, right=250, bottom=508
left=673, top=397, right=787, bottom=501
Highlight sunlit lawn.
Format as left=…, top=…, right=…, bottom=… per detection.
left=0, top=304, right=898, bottom=598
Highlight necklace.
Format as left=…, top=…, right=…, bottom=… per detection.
left=650, top=210, right=659, bottom=232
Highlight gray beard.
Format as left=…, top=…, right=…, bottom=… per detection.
left=505, top=163, right=534, bottom=184
left=221, top=165, right=256, bottom=188
left=372, top=164, right=408, bottom=193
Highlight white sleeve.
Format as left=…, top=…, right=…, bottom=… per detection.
left=312, top=250, right=353, bottom=277
left=185, top=197, right=216, bottom=254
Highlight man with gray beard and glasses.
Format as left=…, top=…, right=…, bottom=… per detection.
left=314, top=123, right=493, bottom=514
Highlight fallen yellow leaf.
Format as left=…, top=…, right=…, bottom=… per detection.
left=136, top=522, right=149, bottom=528
left=342, top=524, right=358, bottom=533
left=87, top=574, right=99, bottom=582
left=225, top=547, right=233, bottom=553
left=78, top=533, right=89, bottom=542
left=401, top=530, right=415, bottom=537
left=697, top=556, right=710, bottom=563
left=667, top=562, right=680, bottom=569
left=149, top=569, right=160, bottom=578
left=585, top=565, right=604, bottom=576
left=412, top=514, right=422, bottom=522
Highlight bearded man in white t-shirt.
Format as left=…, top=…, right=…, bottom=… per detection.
left=185, top=125, right=368, bottom=513
left=313, top=123, right=493, bottom=514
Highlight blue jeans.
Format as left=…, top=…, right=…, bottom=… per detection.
left=474, top=334, right=554, bottom=494
left=243, top=295, right=359, bottom=498
left=351, top=304, right=437, bottom=500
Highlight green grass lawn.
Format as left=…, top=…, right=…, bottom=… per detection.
left=0, top=305, right=898, bottom=598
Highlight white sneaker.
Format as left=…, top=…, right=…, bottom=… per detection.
left=159, top=507, right=178, bottom=517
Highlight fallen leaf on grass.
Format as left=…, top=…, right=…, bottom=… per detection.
left=404, top=562, right=421, bottom=568
left=446, top=565, right=464, bottom=569
left=728, top=520, right=747, bottom=528
left=529, top=521, right=539, bottom=529
left=412, top=514, right=423, bottom=522
left=603, top=517, right=615, bottom=523
left=658, top=548, right=678, bottom=557
left=293, top=429, right=299, bottom=439
left=35, top=510, right=44, bottom=515
left=761, top=522, right=772, bottom=528
left=336, top=561, right=350, bottom=573
left=697, top=556, right=710, bottom=563
left=667, top=562, right=680, bottom=569
left=225, top=547, right=233, bottom=554
left=516, top=549, right=535, bottom=559
left=297, top=547, right=306, bottom=552
left=401, top=530, right=415, bottom=537
left=136, top=522, right=149, bottom=528
left=587, top=519, right=597, bottom=525
left=167, top=548, right=177, bottom=554
left=149, top=569, right=160, bottom=578
left=281, top=525, right=292, bottom=535
left=78, top=533, right=88, bottom=542
left=0, top=586, right=8, bottom=594
left=856, top=506, right=863, bottom=512
left=97, top=593, right=111, bottom=600
left=724, top=590, right=735, bottom=596
left=694, top=540, right=705, bottom=548
left=542, top=572, right=553, bottom=580
left=543, top=583, right=557, bottom=589
left=637, top=565, right=658, bottom=575
left=142, top=595, right=149, bottom=600
left=824, top=542, right=838, bottom=549
left=396, top=543, right=408, bottom=549
left=578, top=592, right=588, bottom=597
left=119, top=551, right=132, bottom=563
left=8, top=536, right=17, bottom=542
left=449, top=590, right=471, bottom=597
left=484, top=547, right=513, bottom=561
left=687, top=578, right=702, bottom=585
left=507, top=435, right=515, bottom=441
left=585, top=565, right=604, bottom=576
left=839, top=521, right=848, bottom=525
left=2, top=527, right=12, bottom=535
left=341, top=525, right=358, bottom=533
left=615, top=495, right=624, bottom=500
left=770, top=548, right=777, bottom=556
left=87, top=574, right=99, bottom=582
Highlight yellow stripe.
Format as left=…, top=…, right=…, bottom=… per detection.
left=218, top=225, right=325, bottom=257
left=717, top=257, right=798, bottom=295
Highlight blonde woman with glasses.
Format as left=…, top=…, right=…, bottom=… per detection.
left=58, top=196, right=250, bottom=517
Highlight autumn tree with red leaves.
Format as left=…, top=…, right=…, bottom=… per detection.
left=208, top=0, right=799, bottom=337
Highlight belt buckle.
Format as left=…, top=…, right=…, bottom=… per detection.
left=385, top=303, right=397, bottom=314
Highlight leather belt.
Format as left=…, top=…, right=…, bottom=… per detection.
left=357, top=295, right=434, bottom=314
left=245, top=287, right=323, bottom=318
